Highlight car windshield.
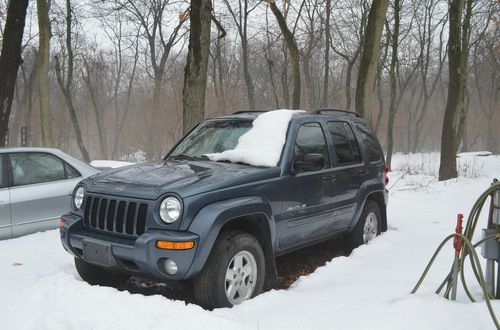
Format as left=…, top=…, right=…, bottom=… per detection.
left=168, top=120, right=253, bottom=160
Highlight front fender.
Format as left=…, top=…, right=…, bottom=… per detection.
left=184, top=196, right=274, bottom=279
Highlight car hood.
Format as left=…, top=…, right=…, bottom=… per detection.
left=83, top=160, right=280, bottom=199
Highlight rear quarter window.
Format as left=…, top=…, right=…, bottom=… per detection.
left=327, top=121, right=362, bottom=165
left=354, top=123, right=384, bottom=162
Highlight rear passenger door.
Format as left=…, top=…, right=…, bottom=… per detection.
left=9, top=152, right=82, bottom=237
left=0, top=155, right=11, bottom=239
left=326, top=121, right=366, bottom=229
left=354, top=122, right=385, bottom=174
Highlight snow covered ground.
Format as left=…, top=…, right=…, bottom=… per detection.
left=0, top=153, right=498, bottom=330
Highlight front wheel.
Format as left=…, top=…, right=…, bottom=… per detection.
left=193, top=231, right=265, bottom=309
left=346, top=200, right=382, bottom=249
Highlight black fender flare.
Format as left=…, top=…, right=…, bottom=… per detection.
left=348, top=180, right=388, bottom=232
left=184, top=196, right=277, bottom=280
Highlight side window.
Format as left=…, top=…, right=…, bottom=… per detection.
left=64, top=162, right=81, bottom=179
left=294, top=123, right=330, bottom=169
left=0, top=155, right=4, bottom=188
left=10, top=153, right=67, bottom=186
left=327, top=122, right=362, bottom=165
left=355, top=123, right=383, bottom=162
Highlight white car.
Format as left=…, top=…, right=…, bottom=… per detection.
left=0, top=148, right=99, bottom=239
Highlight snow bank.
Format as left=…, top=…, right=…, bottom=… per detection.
left=206, top=110, right=304, bottom=167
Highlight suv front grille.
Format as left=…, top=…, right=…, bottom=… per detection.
left=83, top=195, right=148, bottom=237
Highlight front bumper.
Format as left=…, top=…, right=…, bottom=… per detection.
left=60, top=213, right=199, bottom=281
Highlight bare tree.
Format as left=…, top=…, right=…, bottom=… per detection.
left=439, top=0, right=473, bottom=180
left=300, top=0, right=322, bottom=110
left=109, top=0, right=187, bottom=115
left=0, top=0, right=29, bottom=146
left=54, top=0, right=90, bottom=162
left=411, top=0, right=447, bottom=152
left=267, top=0, right=301, bottom=109
left=223, top=0, right=259, bottom=109
left=37, top=0, right=53, bottom=147
left=355, top=0, right=389, bottom=119
left=82, top=55, right=108, bottom=158
left=331, top=0, right=369, bottom=110
left=385, top=0, right=400, bottom=167
left=182, top=0, right=212, bottom=133
left=322, top=0, right=331, bottom=107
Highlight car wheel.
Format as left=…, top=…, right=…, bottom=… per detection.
left=193, top=230, right=265, bottom=309
left=346, top=200, right=382, bottom=249
left=74, top=257, right=130, bottom=287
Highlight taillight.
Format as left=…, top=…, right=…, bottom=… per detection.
left=384, top=164, right=390, bottom=187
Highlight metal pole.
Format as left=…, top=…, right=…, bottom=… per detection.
left=485, top=259, right=495, bottom=296
left=496, top=261, right=500, bottom=299
left=451, top=256, right=459, bottom=300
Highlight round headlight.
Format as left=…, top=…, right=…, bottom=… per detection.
left=159, top=197, right=182, bottom=223
left=74, top=187, right=85, bottom=209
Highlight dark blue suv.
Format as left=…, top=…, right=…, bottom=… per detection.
left=60, top=109, right=388, bottom=308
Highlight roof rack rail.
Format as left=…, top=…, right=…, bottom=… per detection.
left=232, top=110, right=269, bottom=115
left=311, top=108, right=363, bottom=118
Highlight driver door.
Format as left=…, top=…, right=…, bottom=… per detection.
left=278, top=122, right=339, bottom=249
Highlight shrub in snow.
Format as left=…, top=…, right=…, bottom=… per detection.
left=206, top=109, right=304, bottom=167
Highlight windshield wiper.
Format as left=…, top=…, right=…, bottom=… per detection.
left=168, top=154, right=196, bottom=161
left=169, top=154, right=209, bottom=161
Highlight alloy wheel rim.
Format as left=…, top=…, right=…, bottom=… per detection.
left=225, top=250, right=257, bottom=305
left=363, top=212, right=378, bottom=243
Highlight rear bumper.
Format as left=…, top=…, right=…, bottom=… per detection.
left=60, top=213, right=199, bottom=281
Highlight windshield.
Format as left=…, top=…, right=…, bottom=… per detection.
left=168, top=120, right=252, bottom=159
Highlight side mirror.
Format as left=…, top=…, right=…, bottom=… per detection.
left=293, top=153, right=325, bottom=173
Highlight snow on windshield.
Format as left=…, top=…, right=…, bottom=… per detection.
left=206, top=109, right=304, bottom=167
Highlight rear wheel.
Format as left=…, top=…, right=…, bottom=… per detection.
left=346, top=200, right=382, bottom=249
left=74, top=257, right=130, bottom=287
left=193, top=230, right=265, bottom=309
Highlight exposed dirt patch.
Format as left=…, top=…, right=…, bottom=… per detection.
left=119, top=238, right=349, bottom=304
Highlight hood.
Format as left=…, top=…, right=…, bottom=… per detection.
left=83, top=160, right=279, bottom=200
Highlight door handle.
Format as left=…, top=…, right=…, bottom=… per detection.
left=322, top=175, right=337, bottom=182
left=358, top=169, right=369, bottom=176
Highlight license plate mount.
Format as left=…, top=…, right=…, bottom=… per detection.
left=83, top=240, right=114, bottom=267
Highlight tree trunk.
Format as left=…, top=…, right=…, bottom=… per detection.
left=374, top=22, right=390, bottom=134
left=241, top=38, right=256, bottom=109
left=112, top=46, right=139, bottom=159
left=322, top=0, right=331, bottom=107
left=37, top=0, right=53, bottom=147
left=0, top=0, right=29, bottom=146
left=182, top=0, right=212, bottom=134
left=55, top=57, right=91, bottom=162
left=268, top=0, right=301, bottom=109
left=345, top=60, right=355, bottom=110
left=439, top=0, right=472, bottom=181
left=83, top=60, right=108, bottom=158
left=385, top=0, right=400, bottom=168
left=54, top=0, right=91, bottom=162
left=302, top=50, right=314, bottom=110
left=354, top=0, right=389, bottom=120
left=25, top=52, right=38, bottom=146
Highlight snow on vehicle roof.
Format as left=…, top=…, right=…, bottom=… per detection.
left=206, top=109, right=304, bottom=167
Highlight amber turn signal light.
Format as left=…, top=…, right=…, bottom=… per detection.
left=155, top=240, right=195, bottom=250
left=59, top=219, right=66, bottom=228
